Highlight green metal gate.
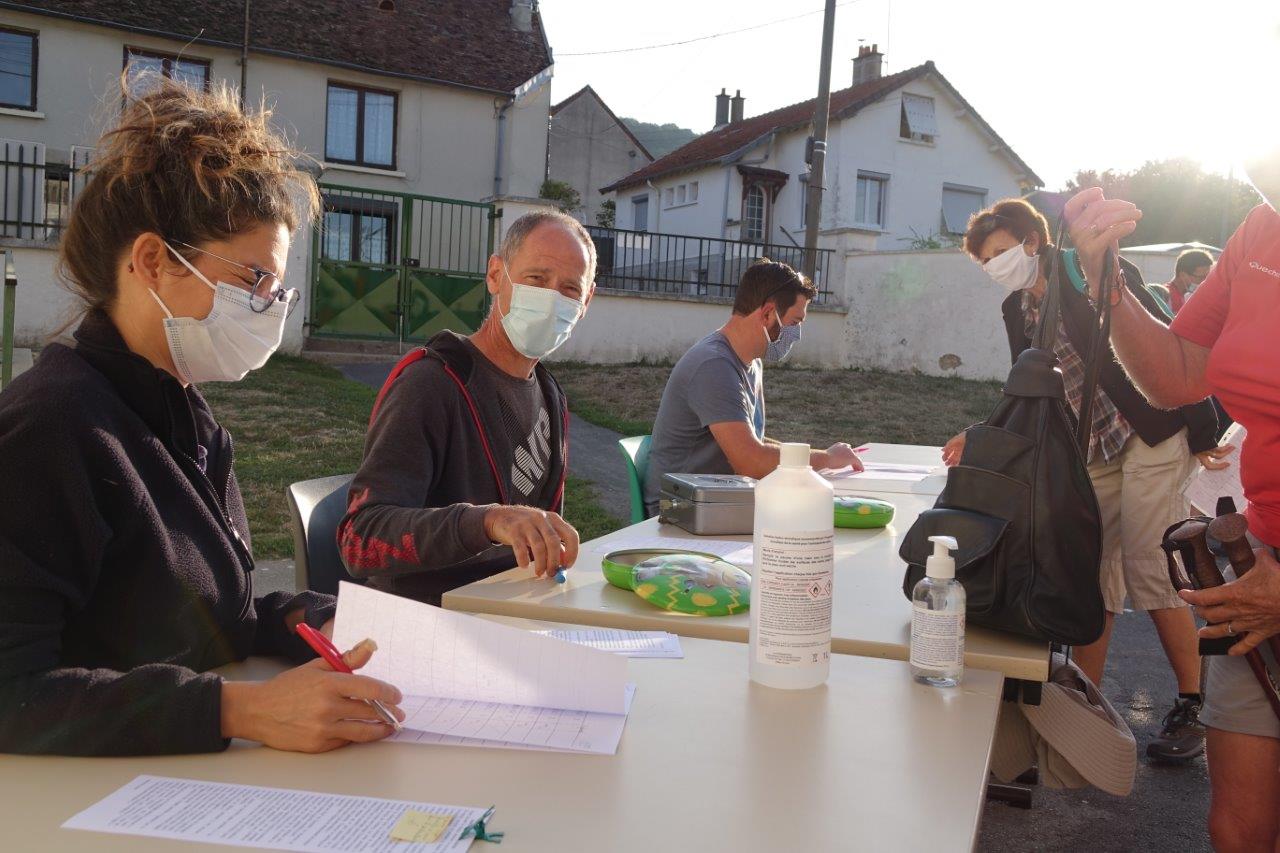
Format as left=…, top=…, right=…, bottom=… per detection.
left=308, top=184, right=496, bottom=343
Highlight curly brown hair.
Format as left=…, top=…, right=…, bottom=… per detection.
left=58, top=76, right=320, bottom=311
left=962, top=198, right=1052, bottom=261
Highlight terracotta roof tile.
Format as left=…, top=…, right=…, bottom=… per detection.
left=4, top=0, right=552, bottom=94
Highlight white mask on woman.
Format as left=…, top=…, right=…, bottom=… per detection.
left=149, top=243, right=288, bottom=384
left=982, top=240, right=1039, bottom=293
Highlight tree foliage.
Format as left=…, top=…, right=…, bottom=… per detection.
left=620, top=118, right=697, bottom=159
left=596, top=199, right=616, bottom=228
left=539, top=178, right=582, bottom=214
left=1064, top=158, right=1259, bottom=247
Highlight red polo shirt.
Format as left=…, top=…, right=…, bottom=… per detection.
left=1172, top=204, right=1280, bottom=546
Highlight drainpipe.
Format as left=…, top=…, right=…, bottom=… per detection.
left=645, top=179, right=661, bottom=232
left=239, top=0, right=250, bottom=108
left=493, top=97, right=512, bottom=199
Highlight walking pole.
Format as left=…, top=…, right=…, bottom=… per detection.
left=1, top=251, right=15, bottom=389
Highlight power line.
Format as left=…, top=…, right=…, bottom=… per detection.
left=558, top=1, right=863, bottom=57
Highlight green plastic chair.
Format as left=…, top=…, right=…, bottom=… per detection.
left=618, top=435, right=653, bottom=523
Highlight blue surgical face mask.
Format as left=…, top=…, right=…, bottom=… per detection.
left=498, top=265, right=585, bottom=359
left=766, top=321, right=802, bottom=363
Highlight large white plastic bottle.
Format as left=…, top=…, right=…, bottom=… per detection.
left=749, top=442, right=835, bottom=689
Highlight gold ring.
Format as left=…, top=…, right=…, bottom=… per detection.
left=1228, top=621, right=1237, bottom=636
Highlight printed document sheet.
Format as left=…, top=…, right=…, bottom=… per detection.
left=1184, top=423, right=1246, bottom=516
left=62, top=775, right=485, bottom=852
left=821, top=461, right=945, bottom=495
left=333, top=583, right=633, bottom=754
left=535, top=628, right=684, bottom=658
left=592, top=527, right=753, bottom=566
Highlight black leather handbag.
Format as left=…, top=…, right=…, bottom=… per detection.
left=899, top=231, right=1113, bottom=645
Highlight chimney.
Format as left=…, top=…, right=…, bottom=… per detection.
left=730, top=89, right=744, bottom=124
left=714, top=88, right=730, bottom=128
left=510, top=0, right=534, bottom=33
left=853, top=43, right=883, bottom=86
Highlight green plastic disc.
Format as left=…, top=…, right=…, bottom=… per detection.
left=833, top=496, right=896, bottom=529
left=601, top=549, right=750, bottom=616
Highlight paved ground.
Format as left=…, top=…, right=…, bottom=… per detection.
left=977, top=609, right=1211, bottom=851
left=330, top=359, right=1213, bottom=850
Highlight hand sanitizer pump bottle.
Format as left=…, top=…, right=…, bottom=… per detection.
left=910, top=535, right=965, bottom=687
left=749, top=442, right=835, bottom=689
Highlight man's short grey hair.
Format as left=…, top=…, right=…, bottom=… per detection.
left=499, top=210, right=598, bottom=285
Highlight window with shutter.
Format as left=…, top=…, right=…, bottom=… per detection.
left=900, top=93, right=938, bottom=143
left=941, top=184, right=986, bottom=234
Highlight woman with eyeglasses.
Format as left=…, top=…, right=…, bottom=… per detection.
left=0, top=79, right=403, bottom=756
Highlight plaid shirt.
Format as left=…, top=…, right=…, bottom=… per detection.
left=1023, top=292, right=1133, bottom=465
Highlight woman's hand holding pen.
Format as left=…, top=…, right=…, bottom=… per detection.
left=220, top=638, right=405, bottom=753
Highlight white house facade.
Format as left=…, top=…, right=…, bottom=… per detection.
left=603, top=51, right=1041, bottom=258
left=548, top=85, right=652, bottom=226
left=0, top=0, right=554, bottom=350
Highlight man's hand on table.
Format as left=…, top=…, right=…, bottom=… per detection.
left=485, top=505, right=581, bottom=578
left=819, top=442, right=864, bottom=472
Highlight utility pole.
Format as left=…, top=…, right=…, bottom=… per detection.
left=801, top=0, right=837, bottom=283
left=1219, top=164, right=1234, bottom=248
left=240, top=0, right=250, bottom=109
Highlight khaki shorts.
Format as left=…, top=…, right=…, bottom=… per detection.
left=1201, top=539, right=1280, bottom=739
left=1089, top=430, right=1194, bottom=614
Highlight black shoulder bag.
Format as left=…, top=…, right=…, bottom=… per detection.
left=898, top=221, right=1116, bottom=645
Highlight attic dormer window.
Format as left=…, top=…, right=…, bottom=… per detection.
left=900, top=93, right=937, bottom=144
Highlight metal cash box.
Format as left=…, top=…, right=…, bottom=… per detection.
left=658, top=473, right=756, bottom=535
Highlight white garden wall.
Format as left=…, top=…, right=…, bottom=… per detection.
left=551, top=248, right=1013, bottom=382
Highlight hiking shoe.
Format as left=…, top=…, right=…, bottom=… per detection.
left=1146, top=697, right=1205, bottom=763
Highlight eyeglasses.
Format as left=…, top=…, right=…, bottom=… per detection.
left=168, top=240, right=300, bottom=317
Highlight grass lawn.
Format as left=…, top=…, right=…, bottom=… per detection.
left=203, top=355, right=1003, bottom=560
left=550, top=361, right=1005, bottom=448
left=202, top=355, right=623, bottom=560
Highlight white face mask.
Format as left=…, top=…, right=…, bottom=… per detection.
left=982, top=240, right=1039, bottom=293
left=149, top=243, right=288, bottom=384
left=766, top=321, right=801, bottom=363
left=498, top=265, right=585, bottom=360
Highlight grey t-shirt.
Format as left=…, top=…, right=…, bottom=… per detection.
left=644, top=331, right=763, bottom=510
left=464, top=340, right=552, bottom=504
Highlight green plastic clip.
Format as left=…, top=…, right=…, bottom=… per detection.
left=462, top=805, right=504, bottom=844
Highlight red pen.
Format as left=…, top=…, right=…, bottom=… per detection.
left=295, top=622, right=403, bottom=732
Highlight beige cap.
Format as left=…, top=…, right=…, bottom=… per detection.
left=990, top=652, right=1136, bottom=797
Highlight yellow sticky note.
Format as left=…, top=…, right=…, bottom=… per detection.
left=389, top=810, right=455, bottom=844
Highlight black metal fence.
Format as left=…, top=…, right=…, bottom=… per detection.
left=587, top=225, right=836, bottom=302
left=0, top=141, right=89, bottom=242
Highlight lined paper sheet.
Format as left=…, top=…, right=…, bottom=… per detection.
left=62, top=776, right=485, bottom=853
left=333, top=581, right=628, bottom=715
left=331, top=583, right=635, bottom=753
left=394, top=685, right=637, bottom=755
left=536, top=628, right=684, bottom=658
